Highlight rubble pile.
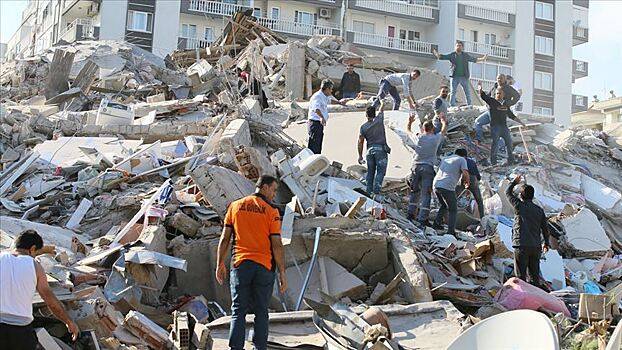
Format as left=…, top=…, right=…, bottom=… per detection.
left=1, top=11, right=621, bottom=350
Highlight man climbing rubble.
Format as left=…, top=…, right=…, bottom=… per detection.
left=433, top=41, right=488, bottom=106
left=307, top=79, right=349, bottom=154
left=473, top=74, right=521, bottom=145
left=456, top=151, right=485, bottom=219
left=0, top=230, right=79, bottom=349
left=407, top=116, right=447, bottom=226
left=358, top=100, right=389, bottom=199
left=506, top=174, right=550, bottom=289
left=372, top=70, right=421, bottom=111
left=336, top=64, right=361, bottom=99
left=432, top=148, right=470, bottom=236
left=216, top=175, right=287, bottom=350
left=478, top=84, right=526, bottom=166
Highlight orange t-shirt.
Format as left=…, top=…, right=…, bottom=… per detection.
left=224, top=194, right=281, bottom=270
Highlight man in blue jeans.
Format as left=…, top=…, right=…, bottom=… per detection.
left=432, top=148, right=470, bottom=235
left=473, top=74, right=521, bottom=145
left=433, top=41, right=488, bottom=106
left=358, top=100, right=388, bottom=198
left=216, top=175, right=287, bottom=350
left=406, top=116, right=447, bottom=226
left=478, top=84, right=526, bottom=165
left=373, top=70, right=421, bottom=111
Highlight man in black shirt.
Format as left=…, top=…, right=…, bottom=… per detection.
left=337, top=64, right=361, bottom=99
left=506, top=174, right=550, bottom=288
left=478, top=84, right=525, bottom=165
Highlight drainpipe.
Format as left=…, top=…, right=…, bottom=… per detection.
left=340, top=0, right=347, bottom=40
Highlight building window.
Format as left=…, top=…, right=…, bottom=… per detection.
left=180, top=24, right=197, bottom=38
left=458, top=28, right=465, bottom=40
left=471, top=30, right=478, bottom=42
left=470, top=63, right=513, bottom=81
left=253, top=7, right=261, bottom=17
left=575, top=95, right=585, bottom=106
left=204, top=27, right=214, bottom=42
left=535, top=2, right=554, bottom=21
left=295, top=11, right=316, bottom=26
left=352, top=20, right=375, bottom=34
left=534, top=71, right=553, bottom=91
left=535, top=36, right=554, bottom=55
left=408, top=30, right=420, bottom=41
left=271, top=7, right=280, bottom=20
left=533, top=106, right=552, bottom=116
left=127, top=10, right=153, bottom=33
left=485, top=33, right=496, bottom=45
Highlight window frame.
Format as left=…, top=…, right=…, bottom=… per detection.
left=535, top=2, right=554, bottom=21
left=204, top=27, right=214, bottom=42
left=534, top=71, right=553, bottom=91
left=575, top=95, right=585, bottom=106
left=352, top=20, right=375, bottom=34
left=270, top=7, right=280, bottom=20
left=180, top=23, right=197, bottom=38
left=533, top=106, right=552, bottom=116
left=534, top=35, right=554, bottom=56
left=127, top=10, right=153, bottom=33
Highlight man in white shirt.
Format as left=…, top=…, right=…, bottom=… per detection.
left=0, top=230, right=79, bottom=349
left=373, top=70, right=421, bottom=111
left=308, top=79, right=348, bottom=154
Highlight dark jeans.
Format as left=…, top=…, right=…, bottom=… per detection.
left=229, top=260, right=276, bottom=350
left=514, top=246, right=542, bottom=288
left=374, top=79, right=401, bottom=110
left=490, top=124, right=514, bottom=165
left=0, top=323, right=37, bottom=350
left=408, top=164, right=435, bottom=222
left=307, top=120, right=324, bottom=154
left=468, top=176, right=485, bottom=218
left=433, top=187, right=458, bottom=235
left=366, top=145, right=388, bottom=196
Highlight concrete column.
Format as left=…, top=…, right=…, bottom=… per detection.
left=513, top=0, right=535, bottom=115
left=286, top=43, right=306, bottom=100
left=99, top=0, right=128, bottom=41
left=554, top=1, right=573, bottom=126
left=152, top=0, right=181, bottom=58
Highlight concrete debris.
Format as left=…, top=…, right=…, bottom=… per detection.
left=0, top=10, right=620, bottom=349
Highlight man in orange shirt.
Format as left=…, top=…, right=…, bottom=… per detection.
left=216, top=175, right=287, bottom=350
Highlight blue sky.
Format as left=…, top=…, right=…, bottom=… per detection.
left=1, top=0, right=620, bottom=99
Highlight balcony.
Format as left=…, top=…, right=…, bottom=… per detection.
left=187, top=0, right=250, bottom=16
left=350, top=0, right=438, bottom=23
left=572, top=59, right=588, bottom=81
left=470, top=78, right=496, bottom=94
left=346, top=31, right=436, bottom=57
left=256, top=18, right=339, bottom=37
left=58, top=18, right=99, bottom=43
left=573, top=25, right=589, bottom=46
left=291, top=0, right=341, bottom=7
left=462, top=40, right=514, bottom=63
left=178, top=37, right=213, bottom=50
left=573, top=0, right=589, bottom=8
left=572, top=94, right=588, bottom=113
left=458, top=3, right=515, bottom=27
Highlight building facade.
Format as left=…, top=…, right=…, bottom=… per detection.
left=6, top=0, right=590, bottom=126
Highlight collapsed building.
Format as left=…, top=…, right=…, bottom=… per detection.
left=1, top=11, right=621, bottom=350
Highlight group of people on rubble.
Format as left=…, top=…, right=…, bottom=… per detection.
left=0, top=40, right=550, bottom=350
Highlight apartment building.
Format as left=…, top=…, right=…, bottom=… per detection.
left=6, top=0, right=590, bottom=126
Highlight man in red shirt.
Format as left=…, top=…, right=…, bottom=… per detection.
left=216, top=175, right=287, bottom=350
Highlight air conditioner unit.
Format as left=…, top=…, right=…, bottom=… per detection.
left=319, top=8, right=331, bottom=19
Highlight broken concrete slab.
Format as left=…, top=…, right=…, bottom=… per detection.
left=387, top=229, right=433, bottom=303
left=560, top=207, right=611, bottom=254
left=189, top=164, right=255, bottom=218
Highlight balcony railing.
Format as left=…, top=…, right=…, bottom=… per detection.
left=470, top=78, right=497, bottom=94
left=58, top=18, right=96, bottom=42
left=575, top=60, right=587, bottom=72
left=256, top=18, right=337, bottom=37
left=463, top=4, right=510, bottom=24
left=354, top=0, right=435, bottom=19
left=188, top=0, right=250, bottom=16
left=351, top=31, right=433, bottom=55
left=575, top=26, right=588, bottom=38
left=180, top=37, right=213, bottom=50
left=463, top=40, right=511, bottom=59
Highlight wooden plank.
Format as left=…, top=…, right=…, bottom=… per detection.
left=345, top=197, right=367, bottom=219
left=46, top=49, right=76, bottom=99
left=72, top=59, right=99, bottom=94
left=318, top=257, right=330, bottom=295
left=65, top=198, right=93, bottom=230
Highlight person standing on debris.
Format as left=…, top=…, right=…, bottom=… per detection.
left=337, top=64, right=361, bottom=99
left=372, top=70, right=421, bottom=111
left=473, top=74, right=521, bottom=145
left=432, top=85, right=450, bottom=134
left=506, top=174, right=550, bottom=288
left=307, top=79, right=349, bottom=154
left=432, top=148, right=470, bottom=235
left=406, top=117, right=448, bottom=226
left=358, top=100, right=388, bottom=198
left=455, top=153, right=485, bottom=219
left=0, top=230, right=79, bottom=348
left=215, top=175, right=287, bottom=350
left=433, top=41, right=488, bottom=106
left=478, top=84, right=526, bottom=166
